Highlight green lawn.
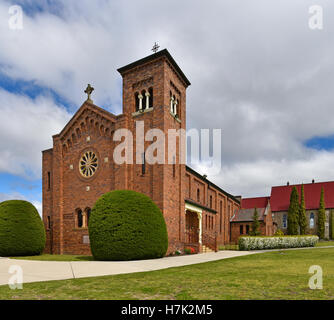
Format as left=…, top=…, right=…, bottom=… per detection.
left=316, top=240, right=334, bottom=247
left=9, top=254, right=93, bottom=261
left=2, top=248, right=334, bottom=300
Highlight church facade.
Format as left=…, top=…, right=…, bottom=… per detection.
left=42, top=49, right=240, bottom=256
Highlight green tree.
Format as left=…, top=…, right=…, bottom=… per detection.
left=330, top=210, right=334, bottom=240
left=298, top=184, right=307, bottom=235
left=287, top=187, right=299, bottom=235
left=250, top=207, right=261, bottom=236
left=0, top=200, right=46, bottom=256
left=318, top=187, right=326, bottom=239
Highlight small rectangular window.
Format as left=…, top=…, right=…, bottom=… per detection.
left=220, top=201, right=223, bottom=234
left=47, top=216, right=51, bottom=230
left=283, top=214, right=287, bottom=228
left=240, top=225, right=244, bottom=235
left=142, top=152, right=146, bottom=175
left=47, top=172, right=51, bottom=190
left=246, top=225, right=250, bottom=234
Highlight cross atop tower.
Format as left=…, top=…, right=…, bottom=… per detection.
left=84, top=84, right=94, bottom=102
left=151, top=42, right=160, bottom=53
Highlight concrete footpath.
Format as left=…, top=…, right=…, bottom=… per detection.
left=0, top=251, right=256, bottom=286
left=0, top=246, right=333, bottom=286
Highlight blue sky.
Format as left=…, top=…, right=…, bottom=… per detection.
left=1, top=0, right=334, bottom=210
left=305, top=136, right=334, bottom=151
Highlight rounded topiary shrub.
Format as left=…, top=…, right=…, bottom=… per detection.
left=0, top=200, right=46, bottom=256
left=88, top=190, right=168, bottom=261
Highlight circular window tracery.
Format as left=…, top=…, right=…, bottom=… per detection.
left=79, top=151, right=98, bottom=178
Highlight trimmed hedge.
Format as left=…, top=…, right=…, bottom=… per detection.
left=0, top=200, right=46, bottom=256
left=88, top=190, right=168, bottom=261
left=239, top=235, right=319, bottom=251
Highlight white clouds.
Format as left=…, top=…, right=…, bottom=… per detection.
left=0, top=0, right=334, bottom=198
left=204, top=150, right=334, bottom=198
left=0, top=88, right=71, bottom=178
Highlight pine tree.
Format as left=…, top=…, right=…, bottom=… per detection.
left=250, top=207, right=261, bottom=236
left=288, top=187, right=299, bottom=235
left=299, top=184, right=307, bottom=235
left=330, top=210, right=334, bottom=240
left=318, top=187, right=326, bottom=239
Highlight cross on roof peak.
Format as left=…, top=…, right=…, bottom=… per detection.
left=84, top=84, right=94, bottom=102
left=151, top=42, right=160, bottom=53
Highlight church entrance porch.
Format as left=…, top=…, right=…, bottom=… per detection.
left=184, top=203, right=202, bottom=253
left=184, top=202, right=219, bottom=254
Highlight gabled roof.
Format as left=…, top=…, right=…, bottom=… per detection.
left=241, top=196, right=270, bottom=209
left=231, top=207, right=266, bottom=222
left=53, top=101, right=117, bottom=140
left=270, top=181, right=334, bottom=212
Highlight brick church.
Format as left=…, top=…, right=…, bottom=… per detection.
left=42, top=49, right=241, bottom=255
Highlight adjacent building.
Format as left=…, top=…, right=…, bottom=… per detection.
left=230, top=197, right=274, bottom=243
left=231, top=180, right=334, bottom=243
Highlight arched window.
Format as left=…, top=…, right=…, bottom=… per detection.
left=85, top=208, right=91, bottom=227
left=77, top=209, right=83, bottom=228
left=197, top=189, right=200, bottom=202
left=282, top=214, right=287, bottom=228
left=148, top=88, right=153, bottom=108
left=141, top=90, right=146, bottom=110
left=175, top=99, right=179, bottom=117
left=173, top=95, right=176, bottom=114
left=135, top=92, right=140, bottom=111
left=170, top=92, right=174, bottom=113
left=310, top=213, right=315, bottom=228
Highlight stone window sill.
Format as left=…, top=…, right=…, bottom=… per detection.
left=132, top=107, right=153, bottom=117
left=170, top=111, right=181, bottom=123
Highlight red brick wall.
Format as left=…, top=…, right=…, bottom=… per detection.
left=230, top=222, right=267, bottom=244
left=185, top=171, right=240, bottom=247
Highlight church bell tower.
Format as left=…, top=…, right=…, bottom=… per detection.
left=117, top=49, right=191, bottom=253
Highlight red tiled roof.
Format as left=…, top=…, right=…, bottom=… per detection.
left=270, top=181, right=334, bottom=212
left=241, top=197, right=270, bottom=209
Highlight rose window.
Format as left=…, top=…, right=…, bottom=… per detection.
left=79, top=151, right=98, bottom=178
